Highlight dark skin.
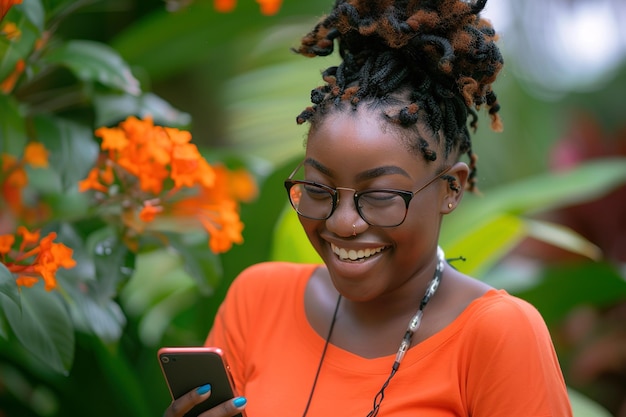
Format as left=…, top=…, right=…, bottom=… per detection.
left=163, top=105, right=491, bottom=416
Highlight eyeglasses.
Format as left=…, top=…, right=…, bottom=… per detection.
left=284, top=161, right=451, bottom=227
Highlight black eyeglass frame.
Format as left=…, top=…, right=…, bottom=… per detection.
left=284, top=162, right=452, bottom=228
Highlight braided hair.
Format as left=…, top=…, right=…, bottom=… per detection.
left=293, top=0, right=503, bottom=191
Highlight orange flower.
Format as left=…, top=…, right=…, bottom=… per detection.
left=168, top=164, right=255, bottom=253
left=0, top=0, right=22, bottom=22
left=17, top=225, right=40, bottom=250
left=97, top=126, right=129, bottom=151
left=224, top=167, right=258, bottom=203
left=77, top=167, right=108, bottom=193
left=23, top=142, right=49, bottom=168
left=256, top=0, right=282, bottom=16
left=15, top=275, right=38, bottom=287
left=213, top=0, right=282, bottom=15
left=1, top=149, right=41, bottom=221
left=0, top=228, right=76, bottom=291
left=0, top=58, right=24, bottom=94
left=0, top=234, right=15, bottom=254
left=1, top=21, right=20, bottom=40
left=214, top=0, right=236, bottom=13
left=139, top=200, right=162, bottom=222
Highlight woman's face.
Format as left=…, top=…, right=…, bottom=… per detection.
left=299, top=106, right=459, bottom=302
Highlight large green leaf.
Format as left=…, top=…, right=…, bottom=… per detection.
left=42, top=39, right=140, bottom=95
left=31, top=115, right=99, bottom=191
left=443, top=213, right=526, bottom=276
left=515, top=262, right=626, bottom=326
left=0, top=282, right=74, bottom=375
left=569, top=388, right=613, bottom=417
left=441, top=159, right=626, bottom=246
left=271, top=206, right=320, bottom=264
left=0, top=263, right=20, bottom=311
left=93, top=92, right=191, bottom=128
left=167, top=232, right=222, bottom=296
left=0, top=93, right=26, bottom=155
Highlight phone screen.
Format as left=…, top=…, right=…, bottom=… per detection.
left=158, top=347, right=242, bottom=417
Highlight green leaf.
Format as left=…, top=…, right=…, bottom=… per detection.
left=443, top=159, right=626, bottom=237
left=524, top=219, right=602, bottom=261
left=568, top=388, right=613, bottom=417
left=0, top=263, right=21, bottom=310
left=64, top=284, right=126, bottom=343
left=32, top=115, right=99, bottom=191
left=443, top=213, right=526, bottom=276
left=49, top=225, right=130, bottom=343
left=15, top=0, right=45, bottom=31
left=85, top=227, right=135, bottom=301
left=0, top=95, right=26, bottom=155
left=0, top=282, right=75, bottom=375
left=93, top=92, right=191, bottom=128
left=271, top=206, right=320, bottom=263
left=441, top=159, right=626, bottom=265
left=42, top=39, right=141, bottom=95
left=167, top=233, right=222, bottom=295
left=515, top=262, right=626, bottom=326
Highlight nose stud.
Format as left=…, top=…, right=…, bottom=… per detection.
left=352, top=224, right=357, bottom=236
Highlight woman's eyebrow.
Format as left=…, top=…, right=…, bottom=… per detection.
left=304, top=157, right=411, bottom=181
left=356, top=166, right=411, bottom=182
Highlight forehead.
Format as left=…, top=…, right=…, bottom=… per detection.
left=305, top=107, right=428, bottom=175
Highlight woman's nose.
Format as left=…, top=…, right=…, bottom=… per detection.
left=325, top=188, right=363, bottom=237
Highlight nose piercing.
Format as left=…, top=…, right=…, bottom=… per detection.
left=352, top=224, right=357, bottom=236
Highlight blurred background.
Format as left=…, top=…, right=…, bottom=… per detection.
left=1, top=0, right=625, bottom=416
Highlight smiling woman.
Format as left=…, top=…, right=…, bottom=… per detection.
left=161, top=1, right=573, bottom=416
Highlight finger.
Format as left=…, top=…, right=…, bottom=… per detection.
left=165, top=384, right=212, bottom=417
left=200, top=396, right=247, bottom=417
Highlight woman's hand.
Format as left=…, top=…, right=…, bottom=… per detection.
left=164, top=384, right=248, bottom=417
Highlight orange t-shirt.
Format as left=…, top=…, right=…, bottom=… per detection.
left=206, top=262, right=572, bottom=416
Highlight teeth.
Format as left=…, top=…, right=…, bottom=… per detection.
left=331, top=243, right=385, bottom=260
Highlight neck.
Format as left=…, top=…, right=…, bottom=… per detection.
left=338, top=247, right=444, bottom=323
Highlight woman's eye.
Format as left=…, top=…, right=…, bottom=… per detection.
left=303, top=184, right=331, bottom=199
left=360, top=192, right=401, bottom=205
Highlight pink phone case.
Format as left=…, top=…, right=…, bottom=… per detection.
left=158, top=347, right=243, bottom=417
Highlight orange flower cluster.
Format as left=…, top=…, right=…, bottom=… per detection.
left=214, top=0, right=282, bottom=16
left=0, top=142, right=50, bottom=226
left=0, top=226, right=76, bottom=291
left=79, top=116, right=257, bottom=254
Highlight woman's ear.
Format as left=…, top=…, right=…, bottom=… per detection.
left=441, top=162, right=469, bottom=214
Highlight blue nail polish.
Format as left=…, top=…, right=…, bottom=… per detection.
left=196, top=384, right=211, bottom=395
left=233, top=397, right=247, bottom=407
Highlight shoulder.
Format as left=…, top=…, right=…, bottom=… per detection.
left=233, top=261, right=318, bottom=286
left=226, top=261, right=319, bottom=301
left=461, top=289, right=554, bottom=348
left=471, top=289, right=545, bottom=324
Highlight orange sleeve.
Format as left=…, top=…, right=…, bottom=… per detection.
left=462, top=293, right=572, bottom=416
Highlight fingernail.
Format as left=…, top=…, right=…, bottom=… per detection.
left=233, top=397, right=247, bottom=407
left=196, top=384, right=211, bottom=395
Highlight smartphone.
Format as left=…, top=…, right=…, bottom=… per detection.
left=158, top=347, right=243, bottom=417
